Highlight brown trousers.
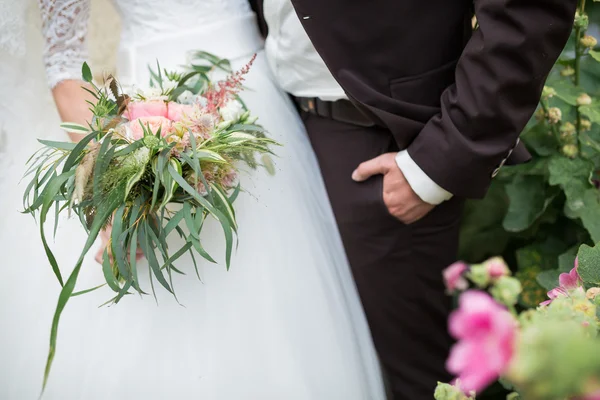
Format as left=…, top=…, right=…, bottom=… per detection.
left=301, top=112, right=464, bottom=400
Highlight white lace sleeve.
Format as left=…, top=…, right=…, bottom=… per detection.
left=38, top=0, right=91, bottom=88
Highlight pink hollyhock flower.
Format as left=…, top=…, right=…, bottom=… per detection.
left=126, top=101, right=168, bottom=120
left=128, top=116, right=174, bottom=140
left=443, top=262, right=469, bottom=293
left=483, top=257, right=510, bottom=280
left=447, top=290, right=517, bottom=394
left=166, top=103, right=194, bottom=121
left=560, top=262, right=582, bottom=290
left=540, top=263, right=583, bottom=306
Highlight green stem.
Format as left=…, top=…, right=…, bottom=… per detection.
left=574, top=0, right=586, bottom=148
left=540, top=100, right=561, bottom=141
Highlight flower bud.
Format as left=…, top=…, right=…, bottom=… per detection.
left=534, top=108, right=546, bottom=122
left=562, top=144, right=579, bottom=158
left=575, top=11, right=589, bottom=30
left=547, top=107, right=562, bottom=124
left=560, top=66, right=575, bottom=77
left=581, top=119, right=592, bottom=131
left=560, top=122, right=576, bottom=137
left=580, top=34, right=598, bottom=49
left=245, top=115, right=259, bottom=125
left=577, top=93, right=593, bottom=106
left=216, top=120, right=233, bottom=130
left=467, top=263, right=490, bottom=288
left=239, top=110, right=251, bottom=122
left=542, top=85, right=557, bottom=98
left=586, top=287, right=600, bottom=300
left=143, top=135, right=160, bottom=149
left=434, top=382, right=474, bottom=400
left=483, top=257, right=510, bottom=280
left=490, top=276, right=522, bottom=307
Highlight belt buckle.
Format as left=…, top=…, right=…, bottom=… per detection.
left=301, top=98, right=316, bottom=113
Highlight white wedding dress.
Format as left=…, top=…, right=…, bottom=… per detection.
left=0, top=1, right=386, bottom=399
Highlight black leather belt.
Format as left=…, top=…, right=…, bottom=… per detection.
left=294, top=97, right=376, bottom=128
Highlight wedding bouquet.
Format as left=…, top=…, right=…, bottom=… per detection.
left=22, top=52, right=277, bottom=387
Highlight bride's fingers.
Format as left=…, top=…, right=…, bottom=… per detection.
left=94, top=247, right=104, bottom=264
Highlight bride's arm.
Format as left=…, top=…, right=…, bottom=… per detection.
left=39, top=0, right=94, bottom=142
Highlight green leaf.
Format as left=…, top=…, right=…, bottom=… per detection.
left=113, top=140, right=143, bottom=157
left=111, top=205, right=131, bottom=281
left=161, top=242, right=192, bottom=273
left=39, top=170, right=76, bottom=286
left=164, top=208, right=185, bottom=237
left=128, top=226, right=145, bottom=295
left=503, top=175, right=557, bottom=232
left=138, top=220, right=172, bottom=294
left=59, top=122, right=90, bottom=134
left=42, top=185, right=122, bottom=392
left=577, top=243, right=600, bottom=286
left=589, top=50, right=600, bottom=63
left=209, top=183, right=238, bottom=231
left=183, top=202, right=200, bottom=240
left=81, top=62, right=93, bottom=83
left=521, top=123, right=558, bottom=156
left=101, top=248, right=121, bottom=293
left=229, top=183, right=241, bottom=203
left=168, top=163, right=220, bottom=218
left=579, top=102, right=600, bottom=125
left=92, top=132, right=114, bottom=198
left=71, top=283, right=106, bottom=297
left=576, top=189, right=600, bottom=243
left=547, top=79, right=583, bottom=106
left=537, top=246, right=578, bottom=290
left=38, top=139, right=78, bottom=151
left=159, top=159, right=181, bottom=209
left=62, top=130, right=99, bottom=174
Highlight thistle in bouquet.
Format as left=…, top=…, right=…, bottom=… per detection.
left=22, top=52, right=279, bottom=389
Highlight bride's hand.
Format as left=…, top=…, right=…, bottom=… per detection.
left=94, top=225, right=145, bottom=264
left=52, top=80, right=96, bottom=142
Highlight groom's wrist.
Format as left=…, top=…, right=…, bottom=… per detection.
left=395, top=150, right=453, bottom=205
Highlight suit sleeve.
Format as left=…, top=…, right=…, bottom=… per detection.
left=406, top=0, right=577, bottom=198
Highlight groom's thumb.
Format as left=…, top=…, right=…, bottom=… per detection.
left=352, top=154, right=388, bottom=182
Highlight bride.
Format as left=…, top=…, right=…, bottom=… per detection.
left=0, top=1, right=386, bottom=399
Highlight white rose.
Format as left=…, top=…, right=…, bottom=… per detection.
left=177, top=90, right=195, bottom=104
left=219, top=99, right=244, bottom=123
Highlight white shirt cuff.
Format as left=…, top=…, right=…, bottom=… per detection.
left=395, top=150, right=453, bottom=205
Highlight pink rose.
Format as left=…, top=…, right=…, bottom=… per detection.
left=128, top=116, right=174, bottom=140
left=483, top=257, right=510, bottom=280
left=126, top=101, right=168, bottom=120
left=167, top=103, right=194, bottom=121
left=447, top=290, right=517, bottom=394
left=443, top=262, right=469, bottom=293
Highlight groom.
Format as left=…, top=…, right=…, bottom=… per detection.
left=253, top=0, right=577, bottom=398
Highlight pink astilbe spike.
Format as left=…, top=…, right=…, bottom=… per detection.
left=204, top=54, right=257, bottom=116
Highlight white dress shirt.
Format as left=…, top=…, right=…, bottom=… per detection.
left=262, top=0, right=453, bottom=205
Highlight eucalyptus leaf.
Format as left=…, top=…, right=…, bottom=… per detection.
left=81, top=62, right=93, bottom=83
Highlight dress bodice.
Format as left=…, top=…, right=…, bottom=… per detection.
left=39, top=0, right=254, bottom=88
left=111, top=0, right=252, bottom=45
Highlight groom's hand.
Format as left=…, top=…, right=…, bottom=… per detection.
left=352, top=152, right=434, bottom=224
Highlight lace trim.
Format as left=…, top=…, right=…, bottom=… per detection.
left=39, top=0, right=90, bottom=88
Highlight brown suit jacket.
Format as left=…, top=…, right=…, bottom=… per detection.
left=287, top=0, right=577, bottom=198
